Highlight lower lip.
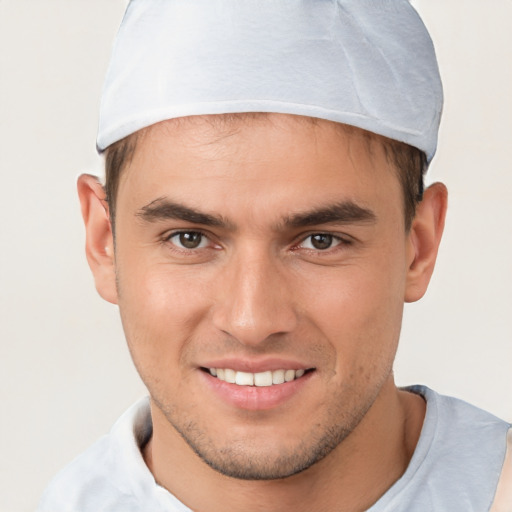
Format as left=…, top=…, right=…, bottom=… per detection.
left=200, top=370, right=313, bottom=411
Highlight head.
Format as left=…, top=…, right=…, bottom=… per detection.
left=79, top=0, right=446, bottom=481
left=78, top=112, right=446, bottom=479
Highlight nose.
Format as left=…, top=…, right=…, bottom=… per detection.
left=212, top=247, right=298, bottom=346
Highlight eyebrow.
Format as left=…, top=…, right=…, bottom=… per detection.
left=282, top=201, right=377, bottom=228
left=136, top=197, right=376, bottom=231
left=136, top=197, right=232, bottom=228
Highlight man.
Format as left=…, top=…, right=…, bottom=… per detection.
left=38, top=1, right=511, bottom=511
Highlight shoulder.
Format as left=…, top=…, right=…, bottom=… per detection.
left=415, top=387, right=510, bottom=508
left=37, top=397, right=153, bottom=512
left=371, top=386, right=511, bottom=512
left=37, top=435, right=135, bottom=512
left=430, top=391, right=512, bottom=512
left=489, top=427, right=512, bottom=512
left=413, top=386, right=510, bottom=473
left=418, top=385, right=511, bottom=448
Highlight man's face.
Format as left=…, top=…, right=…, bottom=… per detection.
left=113, top=115, right=411, bottom=479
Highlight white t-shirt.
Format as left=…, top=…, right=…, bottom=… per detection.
left=38, top=386, right=511, bottom=512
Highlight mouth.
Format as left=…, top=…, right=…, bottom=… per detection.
left=201, top=367, right=314, bottom=387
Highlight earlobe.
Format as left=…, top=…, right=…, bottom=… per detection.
left=77, top=174, right=118, bottom=304
left=404, top=182, right=448, bottom=303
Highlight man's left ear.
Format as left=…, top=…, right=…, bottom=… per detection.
left=405, top=182, right=448, bottom=303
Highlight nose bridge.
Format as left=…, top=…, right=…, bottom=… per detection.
left=213, top=243, right=297, bottom=345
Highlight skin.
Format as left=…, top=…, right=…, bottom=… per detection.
left=78, top=114, right=447, bottom=512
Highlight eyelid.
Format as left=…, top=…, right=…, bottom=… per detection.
left=160, top=228, right=354, bottom=254
left=300, top=234, right=340, bottom=250
left=292, top=231, right=354, bottom=251
left=163, top=227, right=211, bottom=240
left=163, top=229, right=218, bottom=251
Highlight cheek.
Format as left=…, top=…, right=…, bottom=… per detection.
left=116, top=262, right=212, bottom=375
left=301, top=248, right=406, bottom=372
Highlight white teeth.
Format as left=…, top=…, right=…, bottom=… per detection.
left=235, top=371, right=254, bottom=386
left=254, top=371, right=273, bottom=387
left=272, top=369, right=285, bottom=384
left=284, top=369, right=296, bottom=382
left=210, top=368, right=308, bottom=386
left=224, top=368, right=236, bottom=383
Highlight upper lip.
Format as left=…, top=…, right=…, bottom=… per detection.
left=199, top=358, right=313, bottom=373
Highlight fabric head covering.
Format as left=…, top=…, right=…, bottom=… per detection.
left=97, top=0, right=443, bottom=162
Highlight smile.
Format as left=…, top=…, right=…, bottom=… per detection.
left=207, top=368, right=310, bottom=387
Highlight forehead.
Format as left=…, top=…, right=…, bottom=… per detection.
left=125, top=113, right=387, bottom=175
left=116, top=114, right=401, bottom=223
left=139, top=113, right=379, bottom=152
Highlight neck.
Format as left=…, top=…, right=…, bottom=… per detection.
left=144, top=380, right=425, bottom=512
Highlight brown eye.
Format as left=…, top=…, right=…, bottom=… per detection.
left=169, top=231, right=208, bottom=249
left=310, top=234, right=333, bottom=250
left=299, top=234, right=342, bottom=251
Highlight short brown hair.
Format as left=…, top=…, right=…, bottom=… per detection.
left=104, top=131, right=140, bottom=228
left=104, top=116, right=426, bottom=232
left=382, top=136, right=426, bottom=230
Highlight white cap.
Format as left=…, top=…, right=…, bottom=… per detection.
left=97, top=0, right=443, bottom=162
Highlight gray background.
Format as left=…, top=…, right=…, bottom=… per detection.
left=0, top=1, right=511, bottom=510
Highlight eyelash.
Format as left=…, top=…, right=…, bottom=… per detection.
left=292, top=232, right=353, bottom=253
left=163, top=230, right=215, bottom=252
left=162, top=230, right=352, bottom=255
